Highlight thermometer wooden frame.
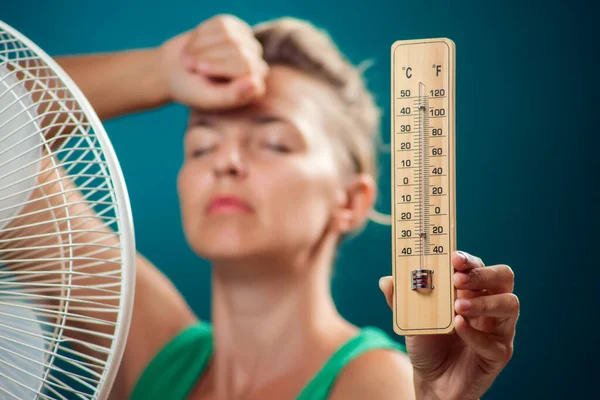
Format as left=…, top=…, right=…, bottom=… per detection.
left=391, top=38, right=457, bottom=335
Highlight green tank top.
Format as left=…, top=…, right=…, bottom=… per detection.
left=130, top=321, right=407, bottom=400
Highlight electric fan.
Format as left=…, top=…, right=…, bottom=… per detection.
left=0, top=21, right=135, bottom=399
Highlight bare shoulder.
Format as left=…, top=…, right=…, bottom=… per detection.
left=329, top=348, right=415, bottom=400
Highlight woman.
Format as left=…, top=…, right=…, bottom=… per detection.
left=40, top=15, right=518, bottom=399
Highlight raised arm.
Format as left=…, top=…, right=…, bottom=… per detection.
left=55, top=49, right=169, bottom=120
left=55, top=13, right=269, bottom=121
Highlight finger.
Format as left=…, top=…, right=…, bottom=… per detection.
left=185, top=31, right=230, bottom=53
left=186, top=33, right=263, bottom=61
left=189, top=17, right=259, bottom=54
left=195, top=38, right=263, bottom=64
left=198, top=47, right=267, bottom=78
left=453, top=264, right=515, bottom=293
left=456, top=288, right=487, bottom=299
left=452, top=250, right=485, bottom=272
left=212, top=14, right=255, bottom=39
left=200, top=76, right=260, bottom=109
left=190, top=46, right=267, bottom=79
left=454, top=315, right=513, bottom=365
left=233, top=35, right=264, bottom=59
left=455, top=293, right=520, bottom=319
left=240, top=73, right=266, bottom=99
left=378, top=276, right=394, bottom=309
left=194, top=56, right=253, bottom=78
left=183, top=44, right=239, bottom=72
left=192, top=44, right=240, bottom=62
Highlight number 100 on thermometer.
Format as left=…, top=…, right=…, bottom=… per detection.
left=391, top=38, right=456, bottom=335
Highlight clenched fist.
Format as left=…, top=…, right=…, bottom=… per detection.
left=158, top=14, right=269, bottom=110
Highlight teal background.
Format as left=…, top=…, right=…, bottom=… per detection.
left=3, top=1, right=597, bottom=398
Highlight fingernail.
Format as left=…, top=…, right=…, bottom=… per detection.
left=183, top=54, right=194, bottom=69
left=197, top=62, right=211, bottom=72
left=378, top=277, right=385, bottom=290
left=455, top=299, right=471, bottom=312
left=454, top=272, right=469, bottom=284
left=456, top=251, right=467, bottom=264
left=455, top=314, right=465, bottom=327
left=240, top=80, right=254, bottom=93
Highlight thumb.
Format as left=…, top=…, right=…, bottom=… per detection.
left=379, top=276, right=394, bottom=309
left=205, top=78, right=253, bottom=109
left=205, top=75, right=263, bottom=110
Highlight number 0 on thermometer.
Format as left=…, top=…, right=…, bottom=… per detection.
left=391, top=38, right=456, bottom=335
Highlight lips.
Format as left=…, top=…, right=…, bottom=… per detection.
left=206, top=195, right=254, bottom=215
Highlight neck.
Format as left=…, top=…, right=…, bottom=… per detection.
left=207, top=235, right=356, bottom=399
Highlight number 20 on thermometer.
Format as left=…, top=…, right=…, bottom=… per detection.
left=391, top=38, right=457, bottom=335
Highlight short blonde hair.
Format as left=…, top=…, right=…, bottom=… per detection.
left=253, top=18, right=387, bottom=230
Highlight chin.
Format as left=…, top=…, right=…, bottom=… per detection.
left=186, top=219, right=263, bottom=261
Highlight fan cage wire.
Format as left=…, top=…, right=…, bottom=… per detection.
left=0, top=21, right=135, bottom=400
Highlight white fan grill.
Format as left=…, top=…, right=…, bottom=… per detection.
left=0, top=21, right=135, bottom=400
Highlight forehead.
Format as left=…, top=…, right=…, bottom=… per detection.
left=188, top=65, right=336, bottom=139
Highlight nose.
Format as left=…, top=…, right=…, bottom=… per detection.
left=213, top=138, right=247, bottom=179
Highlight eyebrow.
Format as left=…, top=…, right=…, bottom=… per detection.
left=189, top=116, right=215, bottom=127
left=252, top=114, right=286, bottom=124
left=189, top=113, right=289, bottom=128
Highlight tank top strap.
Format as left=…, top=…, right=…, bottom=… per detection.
left=129, top=321, right=213, bottom=400
left=296, top=327, right=407, bottom=400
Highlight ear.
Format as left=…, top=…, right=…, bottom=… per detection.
left=331, top=173, right=377, bottom=234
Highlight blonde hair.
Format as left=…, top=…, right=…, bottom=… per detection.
left=253, top=18, right=391, bottom=229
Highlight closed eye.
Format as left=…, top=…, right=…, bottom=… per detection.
left=253, top=115, right=285, bottom=124
left=191, top=146, right=215, bottom=158
left=263, top=142, right=291, bottom=153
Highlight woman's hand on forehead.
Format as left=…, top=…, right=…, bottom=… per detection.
left=159, top=14, right=269, bottom=111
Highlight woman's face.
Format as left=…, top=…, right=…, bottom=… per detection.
left=177, top=65, right=356, bottom=265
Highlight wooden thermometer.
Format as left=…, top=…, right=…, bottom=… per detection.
left=391, top=38, right=456, bottom=335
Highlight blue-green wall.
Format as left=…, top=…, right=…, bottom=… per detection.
left=3, top=1, right=596, bottom=398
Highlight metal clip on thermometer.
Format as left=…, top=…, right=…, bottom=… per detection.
left=391, top=38, right=456, bottom=335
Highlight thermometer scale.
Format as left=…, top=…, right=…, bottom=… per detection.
left=391, top=38, right=456, bottom=335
